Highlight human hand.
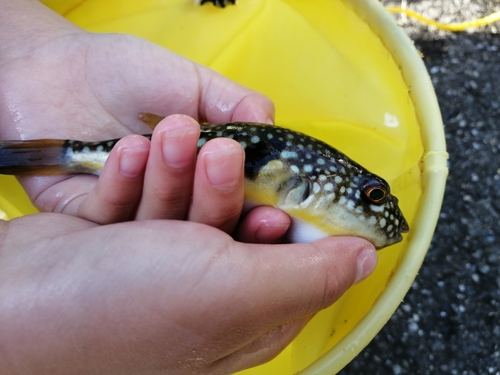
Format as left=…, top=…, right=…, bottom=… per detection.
left=0, top=1, right=275, bottom=229
left=74, top=114, right=291, bottom=241
left=0, top=214, right=377, bottom=375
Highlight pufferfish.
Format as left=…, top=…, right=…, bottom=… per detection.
left=0, top=114, right=409, bottom=249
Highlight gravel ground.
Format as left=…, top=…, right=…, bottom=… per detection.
left=341, top=1, right=500, bottom=374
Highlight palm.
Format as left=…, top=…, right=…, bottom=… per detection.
left=0, top=29, right=275, bottom=230
left=2, top=32, right=249, bottom=140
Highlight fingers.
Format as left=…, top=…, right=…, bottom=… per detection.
left=135, top=115, right=200, bottom=220
left=77, top=114, right=249, bottom=234
left=189, top=138, right=245, bottom=234
left=72, top=114, right=270, bottom=233
left=234, top=206, right=291, bottom=244
left=195, top=65, right=275, bottom=124
left=122, top=42, right=275, bottom=124
left=136, top=115, right=248, bottom=232
left=76, top=135, right=150, bottom=224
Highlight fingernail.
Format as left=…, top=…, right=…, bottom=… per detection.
left=119, top=146, right=149, bottom=177
left=204, top=141, right=243, bottom=191
left=355, top=247, right=378, bottom=283
left=161, top=124, right=198, bottom=169
left=255, top=224, right=289, bottom=243
left=255, top=215, right=290, bottom=242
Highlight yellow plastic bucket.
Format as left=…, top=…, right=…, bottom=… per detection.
left=2, top=0, right=447, bottom=373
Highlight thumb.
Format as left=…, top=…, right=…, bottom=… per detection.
left=112, top=35, right=275, bottom=124
left=213, top=236, right=377, bottom=374
left=233, top=237, right=377, bottom=326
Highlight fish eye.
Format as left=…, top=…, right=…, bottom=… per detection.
left=366, top=187, right=387, bottom=202
left=363, top=183, right=388, bottom=204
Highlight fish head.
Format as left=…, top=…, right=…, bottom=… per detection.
left=208, top=122, right=409, bottom=249
left=281, top=168, right=410, bottom=249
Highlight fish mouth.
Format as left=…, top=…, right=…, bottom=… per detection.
left=380, top=232, right=405, bottom=249
left=400, top=218, right=410, bottom=233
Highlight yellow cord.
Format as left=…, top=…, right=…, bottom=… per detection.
left=386, top=6, right=500, bottom=31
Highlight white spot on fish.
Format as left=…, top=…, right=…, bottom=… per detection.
left=303, top=165, right=313, bottom=173
left=96, top=145, right=104, bottom=152
left=251, top=136, right=260, bottom=144
left=267, top=133, right=273, bottom=140
left=313, top=182, right=321, bottom=194
left=370, top=204, right=385, bottom=212
left=379, top=218, right=387, bottom=228
left=334, top=176, right=343, bottom=184
left=384, top=112, right=400, bottom=128
left=326, top=192, right=336, bottom=201
left=369, top=216, right=377, bottom=225
left=346, top=200, right=356, bottom=210
left=324, top=182, right=334, bottom=191
left=198, top=138, right=207, bottom=147
left=317, top=158, right=325, bottom=165
left=290, top=165, right=300, bottom=173
left=281, top=150, right=298, bottom=159
left=319, top=174, right=327, bottom=181
left=240, top=141, right=247, bottom=149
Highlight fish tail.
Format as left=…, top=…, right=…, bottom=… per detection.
left=0, top=139, right=68, bottom=175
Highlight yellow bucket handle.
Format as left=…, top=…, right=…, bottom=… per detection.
left=387, top=6, right=500, bottom=31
